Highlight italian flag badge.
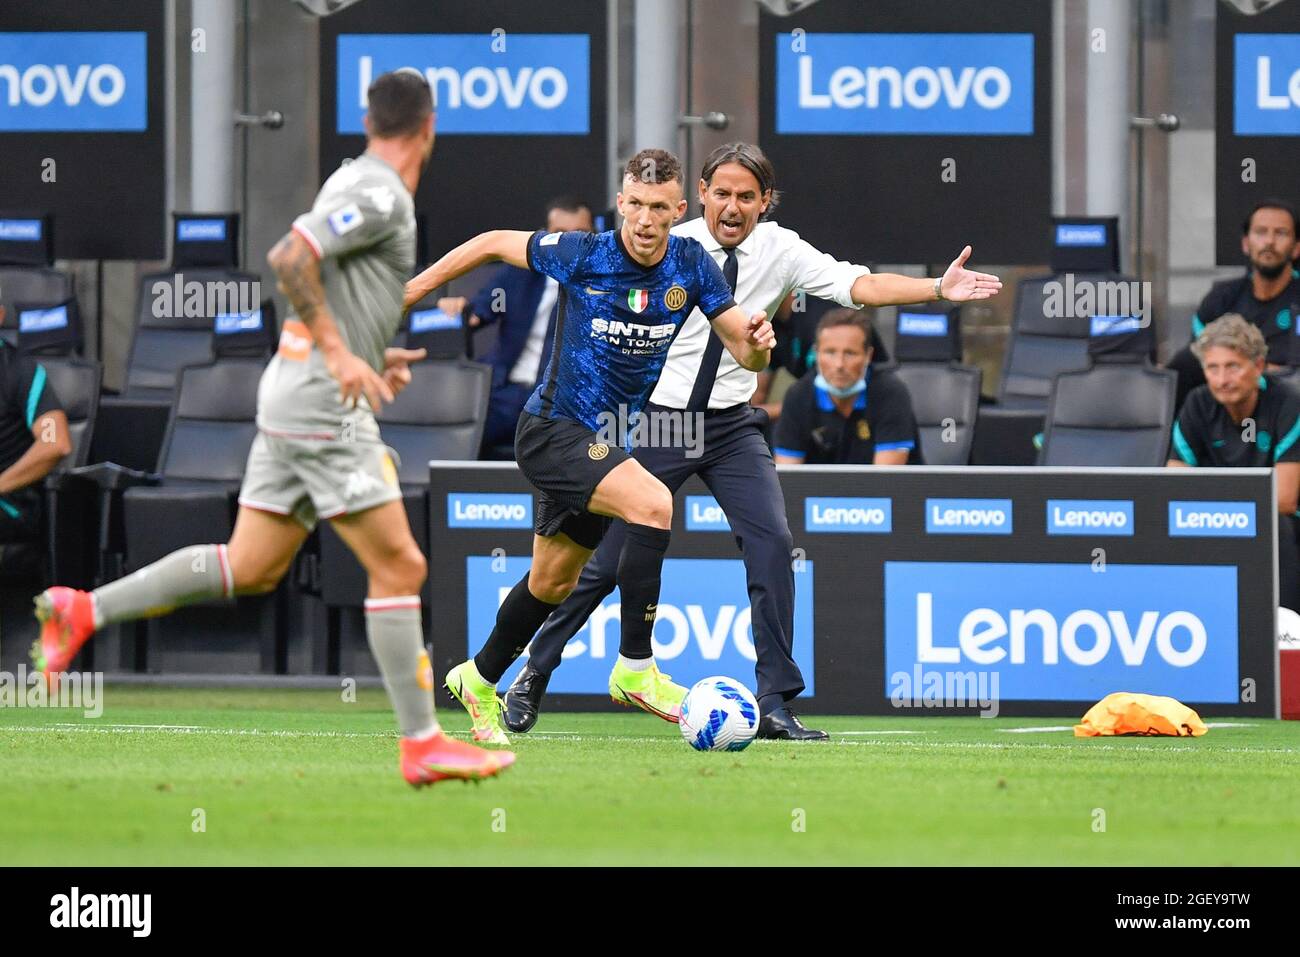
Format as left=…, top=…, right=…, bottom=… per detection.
left=627, top=288, right=649, bottom=313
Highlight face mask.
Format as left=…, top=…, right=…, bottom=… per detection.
left=815, top=373, right=866, bottom=399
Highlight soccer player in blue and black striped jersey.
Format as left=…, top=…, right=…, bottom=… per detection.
left=405, top=148, right=775, bottom=744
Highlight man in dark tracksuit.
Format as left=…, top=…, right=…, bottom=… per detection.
left=1166, top=200, right=1299, bottom=412
left=504, top=143, right=1002, bottom=738
left=0, top=316, right=72, bottom=545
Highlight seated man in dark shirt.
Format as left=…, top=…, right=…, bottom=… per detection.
left=1167, top=199, right=1300, bottom=411
left=1169, top=313, right=1300, bottom=609
left=773, top=308, right=920, bottom=465
left=0, top=311, right=73, bottom=544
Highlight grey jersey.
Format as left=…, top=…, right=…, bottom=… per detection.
left=257, top=152, right=416, bottom=437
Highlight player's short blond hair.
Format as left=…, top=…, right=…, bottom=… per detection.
left=1191, top=313, right=1267, bottom=364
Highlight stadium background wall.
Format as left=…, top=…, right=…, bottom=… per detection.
left=429, top=463, right=1277, bottom=719
left=318, top=0, right=609, bottom=259
left=757, top=0, right=1053, bottom=265
left=1214, top=0, right=1300, bottom=265
left=0, top=1, right=167, bottom=261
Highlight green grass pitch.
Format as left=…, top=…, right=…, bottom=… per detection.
left=1, top=685, right=1298, bottom=866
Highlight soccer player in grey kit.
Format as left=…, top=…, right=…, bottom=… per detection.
left=31, top=71, right=512, bottom=787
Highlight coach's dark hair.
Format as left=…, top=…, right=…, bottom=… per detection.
left=1242, top=197, right=1298, bottom=236
left=366, top=69, right=434, bottom=139
left=700, top=142, right=781, bottom=217
left=623, top=148, right=683, bottom=186
left=815, top=307, right=872, bottom=348
left=545, top=195, right=591, bottom=217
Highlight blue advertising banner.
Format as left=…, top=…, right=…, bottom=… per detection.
left=759, top=0, right=1053, bottom=265
left=1216, top=2, right=1300, bottom=263
left=429, top=462, right=1276, bottom=716
left=336, top=33, right=589, bottom=135
left=470, top=556, right=816, bottom=696
left=1233, top=33, right=1300, bottom=135
left=0, top=32, right=146, bottom=132
left=884, top=561, right=1240, bottom=703
left=775, top=32, right=1034, bottom=135
left=0, top=4, right=166, bottom=259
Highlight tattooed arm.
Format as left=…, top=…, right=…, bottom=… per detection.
left=267, top=230, right=393, bottom=409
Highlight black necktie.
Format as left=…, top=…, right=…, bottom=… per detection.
left=685, top=247, right=738, bottom=413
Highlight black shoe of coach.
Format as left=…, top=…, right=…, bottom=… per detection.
left=503, top=665, right=550, bottom=733
left=756, top=707, right=829, bottom=741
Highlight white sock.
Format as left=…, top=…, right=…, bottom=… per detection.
left=618, top=654, right=653, bottom=672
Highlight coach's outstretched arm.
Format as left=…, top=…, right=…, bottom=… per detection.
left=851, top=246, right=1002, bottom=306
left=404, top=230, right=534, bottom=309
left=267, top=230, right=394, bottom=410
left=712, top=306, right=776, bottom=372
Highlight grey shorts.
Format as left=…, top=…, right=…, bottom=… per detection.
left=238, top=431, right=402, bottom=531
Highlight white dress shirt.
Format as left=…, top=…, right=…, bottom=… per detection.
left=508, top=276, right=559, bottom=386
left=650, top=217, right=872, bottom=410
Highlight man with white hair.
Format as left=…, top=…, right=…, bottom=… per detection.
left=1170, top=313, right=1300, bottom=609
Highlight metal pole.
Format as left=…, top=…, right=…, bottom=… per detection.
left=191, top=0, right=238, bottom=212
left=1085, top=0, right=1132, bottom=270
left=633, top=0, right=683, bottom=155
left=607, top=0, right=621, bottom=205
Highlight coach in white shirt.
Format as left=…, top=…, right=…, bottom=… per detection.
left=506, top=142, right=1001, bottom=739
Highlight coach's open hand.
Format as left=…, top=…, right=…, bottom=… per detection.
left=323, top=342, right=395, bottom=411
left=382, top=347, right=426, bottom=397
left=747, top=311, right=777, bottom=350
left=940, top=246, right=1003, bottom=301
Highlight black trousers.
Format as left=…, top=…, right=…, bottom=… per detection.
left=526, top=402, right=805, bottom=705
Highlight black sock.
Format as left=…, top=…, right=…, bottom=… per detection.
left=617, top=523, right=672, bottom=659
left=474, top=574, right=559, bottom=684
left=759, top=693, right=785, bottom=716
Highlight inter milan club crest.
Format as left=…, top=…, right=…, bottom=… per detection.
left=664, top=284, right=687, bottom=311
left=627, top=288, right=649, bottom=313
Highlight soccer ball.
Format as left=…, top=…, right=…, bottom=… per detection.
left=679, top=676, right=760, bottom=752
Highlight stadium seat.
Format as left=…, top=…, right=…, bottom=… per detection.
left=40, top=358, right=103, bottom=585
left=16, top=297, right=84, bottom=356
left=318, top=358, right=491, bottom=674
left=0, top=266, right=73, bottom=347
left=999, top=274, right=1143, bottom=410
left=119, top=358, right=278, bottom=673
left=892, top=362, right=982, bottom=466
left=1037, top=363, right=1177, bottom=466
left=123, top=268, right=260, bottom=398
left=41, top=357, right=102, bottom=470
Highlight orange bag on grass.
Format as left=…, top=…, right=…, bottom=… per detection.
left=1073, top=692, right=1208, bottom=737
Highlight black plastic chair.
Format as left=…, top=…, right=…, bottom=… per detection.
left=892, top=362, right=982, bottom=466
left=1038, top=363, right=1177, bottom=466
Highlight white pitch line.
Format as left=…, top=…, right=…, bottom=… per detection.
left=53, top=722, right=206, bottom=730
left=999, top=726, right=1076, bottom=733
left=834, top=730, right=930, bottom=735
left=1000, top=722, right=1260, bottom=734
left=1, top=724, right=1293, bottom=753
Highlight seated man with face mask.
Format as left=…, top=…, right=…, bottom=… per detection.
left=773, top=308, right=921, bottom=465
